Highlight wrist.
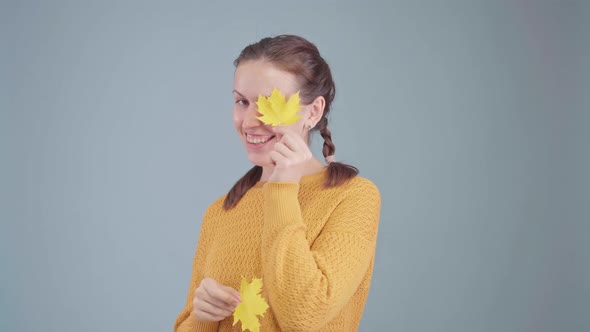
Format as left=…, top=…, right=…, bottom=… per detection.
left=268, top=169, right=302, bottom=183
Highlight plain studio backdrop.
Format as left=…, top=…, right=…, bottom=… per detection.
left=1, top=1, right=588, bottom=331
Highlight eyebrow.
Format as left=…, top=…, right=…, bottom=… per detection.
left=232, top=90, right=246, bottom=98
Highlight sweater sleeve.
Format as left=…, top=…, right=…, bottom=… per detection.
left=261, top=180, right=381, bottom=331
left=174, top=207, right=220, bottom=332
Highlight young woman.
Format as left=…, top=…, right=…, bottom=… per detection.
left=174, top=35, right=381, bottom=332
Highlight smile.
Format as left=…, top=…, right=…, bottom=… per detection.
left=245, top=133, right=274, bottom=145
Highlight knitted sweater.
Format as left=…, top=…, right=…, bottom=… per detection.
left=174, top=170, right=381, bottom=331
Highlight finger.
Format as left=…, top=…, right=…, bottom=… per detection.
left=281, top=134, right=312, bottom=161
left=219, top=284, right=241, bottom=303
left=201, top=289, right=237, bottom=311
left=201, top=278, right=239, bottom=302
left=193, top=304, right=226, bottom=322
left=274, top=142, right=297, bottom=159
left=204, top=283, right=241, bottom=309
left=194, top=310, right=225, bottom=322
left=196, top=297, right=234, bottom=319
left=279, top=134, right=297, bottom=151
left=194, top=290, right=229, bottom=322
left=271, top=125, right=289, bottom=141
left=281, top=133, right=309, bottom=154
left=293, top=132, right=312, bottom=154
left=269, top=150, right=289, bottom=166
left=197, top=280, right=237, bottom=311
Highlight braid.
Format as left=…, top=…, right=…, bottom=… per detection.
left=318, top=117, right=335, bottom=158
left=223, top=166, right=262, bottom=210
left=316, top=117, right=359, bottom=187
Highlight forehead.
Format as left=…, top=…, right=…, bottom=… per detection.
left=233, top=60, right=300, bottom=98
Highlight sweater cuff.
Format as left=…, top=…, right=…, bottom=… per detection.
left=263, top=182, right=302, bottom=228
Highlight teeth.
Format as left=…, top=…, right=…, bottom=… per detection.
left=246, top=134, right=272, bottom=144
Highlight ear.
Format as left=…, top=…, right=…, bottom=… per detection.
left=306, top=96, right=325, bottom=127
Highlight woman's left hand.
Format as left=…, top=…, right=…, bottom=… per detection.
left=268, top=128, right=313, bottom=183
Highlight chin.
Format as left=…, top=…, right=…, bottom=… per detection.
left=247, top=155, right=273, bottom=167
left=243, top=141, right=273, bottom=167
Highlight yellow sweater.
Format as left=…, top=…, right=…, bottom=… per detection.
left=174, top=170, right=381, bottom=331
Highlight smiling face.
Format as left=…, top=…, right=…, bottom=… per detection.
left=233, top=60, right=311, bottom=167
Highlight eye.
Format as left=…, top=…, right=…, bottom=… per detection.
left=235, top=99, right=249, bottom=106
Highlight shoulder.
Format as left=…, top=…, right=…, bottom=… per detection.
left=196, top=194, right=229, bottom=236
left=341, top=175, right=380, bottom=202
left=339, top=176, right=381, bottom=218
left=323, top=175, right=381, bottom=234
left=346, top=175, right=379, bottom=193
left=320, top=175, right=381, bottom=214
left=203, top=194, right=228, bottom=219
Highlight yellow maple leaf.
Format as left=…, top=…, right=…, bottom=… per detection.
left=256, top=88, right=302, bottom=126
left=232, top=277, right=269, bottom=332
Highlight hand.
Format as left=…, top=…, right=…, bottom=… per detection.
left=268, top=128, right=313, bottom=183
left=193, top=277, right=241, bottom=322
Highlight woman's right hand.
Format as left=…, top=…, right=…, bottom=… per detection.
left=193, top=277, right=241, bottom=322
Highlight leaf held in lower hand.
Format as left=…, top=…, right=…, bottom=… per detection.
left=256, top=88, right=302, bottom=126
left=232, top=277, right=269, bottom=332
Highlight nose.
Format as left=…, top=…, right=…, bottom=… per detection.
left=243, top=103, right=263, bottom=128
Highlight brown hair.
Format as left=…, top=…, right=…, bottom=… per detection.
left=224, top=35, right=358, bottom=210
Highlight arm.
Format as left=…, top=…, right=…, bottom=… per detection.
left=174, top=209, right=220, bottom=332
left=261, top=180, right=381, bottom=331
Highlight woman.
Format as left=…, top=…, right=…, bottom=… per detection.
left=174, top=35, right=381, bottom=332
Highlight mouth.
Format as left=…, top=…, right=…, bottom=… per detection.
left=244, top=133, right=275, bottom=147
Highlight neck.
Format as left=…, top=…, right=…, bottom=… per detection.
left=260, top=158, right=326, bottom=182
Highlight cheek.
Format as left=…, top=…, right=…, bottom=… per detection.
left=289, top=120, right=305, bottom=134
left=232, top=108, right=242, bottom=129
left=279, top=124, right=306, bottom=141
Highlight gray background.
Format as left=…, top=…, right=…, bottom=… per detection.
left=1, top=1, right=588, bottom=331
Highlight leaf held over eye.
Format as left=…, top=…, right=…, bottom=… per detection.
left=232, top=277, right=269, bottom=332
left=256, top=88, right=302, bottom=126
